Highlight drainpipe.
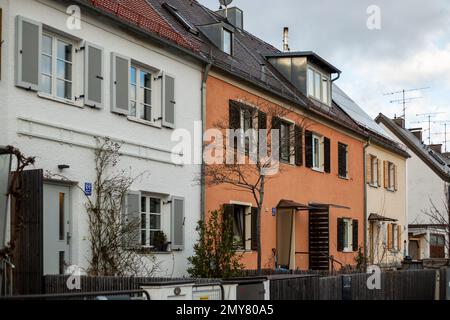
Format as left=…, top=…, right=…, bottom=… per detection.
left=363, top=137, right=371, bottom=264
left=200, top=62, right=212, bottom=222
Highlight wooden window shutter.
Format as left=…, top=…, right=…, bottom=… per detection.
left=162, top=73, right=176, bottom=128
left=352, top=219, right=359, bottom=251
left=324, top=137, right=331, bottom=173
left=337, top=218, right=344, bottom=252
left=171, top=197, right=185, bottom=250
left=338, top=143, right=347, bottom=177
left=272, top=117, right=281, bottom=159
left=387, top=223, right=393, bottom=250
left=377, top=159, right=382, bottom=187
left=394, top=165, right=398, bottom=191
left=123, top=191, right=141, bottom=250
left=366, top=155, right=372, bottom=184
left=294, top=125, right=303, bottom=166
left=397, top=225, right=401, bottom=251
left=251, top=207, right=258, bottom=251
left=111, top=52, right=130, bottom=115
left=84, top=42, right=104, bottom=108
left=229, top=102, right=241, bottom=129
left=15, top=16, right=42, bottom=91
left=305, top=130, right=313, bottom=168
left=383, top=161, right=389, bottom=189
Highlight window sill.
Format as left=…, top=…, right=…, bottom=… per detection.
left=338, top=175, right=349, bottom=180
left=127, top=116, right=162, bottom=129
left=387, top=188, right=396, bottom=193
left=311, top=167, right=324, bottom=173
left=37, top=92, right=84, bottom=109
left=368, top=183, right=379, bottom=189
left=343, top=248, right=354, bottom=253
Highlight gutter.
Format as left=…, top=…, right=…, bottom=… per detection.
left=200, top=62, right=212, bottom=222
left=363, top=137, right=371, bottom=263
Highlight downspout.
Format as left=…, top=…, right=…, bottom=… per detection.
left=363, top=137, right=371, bottom=264
left=200, top=62, right=212, bottom=222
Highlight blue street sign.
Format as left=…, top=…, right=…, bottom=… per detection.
left=272, top=208, right=276, bottom=216
left=84, top=183, right=92, bottom=196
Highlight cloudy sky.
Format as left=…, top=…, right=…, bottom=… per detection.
left=199, top=0, right=450, bottom=149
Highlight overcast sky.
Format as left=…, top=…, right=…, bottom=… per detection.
left=199, top=0, right=450, bottom=149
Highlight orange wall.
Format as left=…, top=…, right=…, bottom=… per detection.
left=205, top=75, right=365, bottom=270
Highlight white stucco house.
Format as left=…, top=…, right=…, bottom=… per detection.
left=376, top=114, right=449, bottom=261
left=0, top=0, right=208, bottom=284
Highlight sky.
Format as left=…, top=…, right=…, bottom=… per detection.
left=198, top=0, right=450, bottom=150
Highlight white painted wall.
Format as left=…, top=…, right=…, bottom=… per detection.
left=0, top=0, right=203, bottom=276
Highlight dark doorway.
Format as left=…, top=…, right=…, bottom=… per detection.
left=408, top=240, right=420, bottom=260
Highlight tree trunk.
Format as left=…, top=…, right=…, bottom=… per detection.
left=257, top=175, right=265, bottom=275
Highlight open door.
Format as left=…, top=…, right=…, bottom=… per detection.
left=276, top=208, right=294, bottom=269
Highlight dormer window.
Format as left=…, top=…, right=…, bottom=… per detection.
left=307, top=66, right=330, bottom=105
left=223, top=28, right=233, bottom=55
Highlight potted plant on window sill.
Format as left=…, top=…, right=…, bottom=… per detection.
left=152, top=231, right=169, bottom=252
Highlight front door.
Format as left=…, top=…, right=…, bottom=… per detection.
left=43, top=184, right=71, bottom=275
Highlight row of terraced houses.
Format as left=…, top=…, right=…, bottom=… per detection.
left=1, top=0, right=449, bottom=294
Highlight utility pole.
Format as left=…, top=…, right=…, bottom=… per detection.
left=384, top=87, right=430, bottom=122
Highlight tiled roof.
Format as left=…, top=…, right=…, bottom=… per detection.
left=84, top=0, right=198, bottom=51
left=376, top=113, right=450, bottom=181
left=147, top=0, right=365, bottom=135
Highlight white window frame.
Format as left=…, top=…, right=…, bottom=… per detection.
left=39, top=32, right=76, bottom=102
left=223, top=28, right=233, bottom=55
left=230, top=201, right=252, bottom=252
left=343, top=218, right=353, bottom=252
left=140, top=195, right=163, bottom=249
left=307, top=66, right=331, bottom=106
left=312, top=134, right=323, bottom=171
left=129, top=64, right=157, bottom=125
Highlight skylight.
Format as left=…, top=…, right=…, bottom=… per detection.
left=162, top=3, right=198, bottom=35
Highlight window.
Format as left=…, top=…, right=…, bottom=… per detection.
left=225, top=203, right=257, bottom=251
left=391, top=223, right=398, bottom=251
left=140, top=196, right=162, bottom=248
left=130, top=66, right=152, bottom=122
left=40, top=33, right=74, bottom=100
left=280, top=121, right=291, bottom=162
left=312, top=134, right=321, bottom=169
left=342, top=218, right=353, bottom=252
left=371, top=155, right=378, bottom=186
left=223, top=28, right=232, bottom=55
left=338, top=143, right=348, bottom=178
left=242, top=108, right=254, bottom=154
left=307, top=66, right=331, bottom=105
left=387, top=162, right=396, bottom=190
left=231, top=205, right=246, bottom=249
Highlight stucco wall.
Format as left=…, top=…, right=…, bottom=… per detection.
left=1, top=0, right=203, bottom=276
left=205, top=74, right=365, bottom=270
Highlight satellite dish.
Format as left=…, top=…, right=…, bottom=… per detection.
left=219, top=0, right=233, bottom=7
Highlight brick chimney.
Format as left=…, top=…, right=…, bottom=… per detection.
left=408, top=128, right=423, bottom=142
left=429, top=144, right=443, bottom=154
left=393, top=117, right=405, bottom=129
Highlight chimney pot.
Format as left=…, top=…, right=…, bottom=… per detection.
left=408, top=128, right=423, bottom=142
left=283, top=27, right=290, bottom=52
left=393, top=117, right=405, bottom=129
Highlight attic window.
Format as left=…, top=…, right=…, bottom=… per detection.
left=223, top=28, right=232, bottom=55
left=162, top=3, right=198, bottom=35
left=307, top=66, right=330, bottom=105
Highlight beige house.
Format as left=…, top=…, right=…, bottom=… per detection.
left=332, top=86, right=410, bottom=268
left=365, top=142, right=409, bottom=267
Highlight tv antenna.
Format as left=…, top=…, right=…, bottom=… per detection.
left=411, top=112, right=445, bottom=145
left=430, top=120, right=450, bottom=152
left=384, top=87, right=430, bottom=122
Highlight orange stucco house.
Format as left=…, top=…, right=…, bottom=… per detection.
left=154, top=1, right=368, bottom=271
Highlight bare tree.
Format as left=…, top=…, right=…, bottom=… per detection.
left=202, top=98, right=310, bottom=275
left=423, top=183, right=450, bottom=259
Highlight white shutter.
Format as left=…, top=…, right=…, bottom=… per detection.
left=171, top=196, right=185, bottom=251
left=84, top=42, right=104, bottom=108
left=111, top=52, right=130, bottom=115
left=123, top=191, right=141, bottom=249
left=162, top=72, right=176, bottom=128
left=15, top=15, right=42, bottom=91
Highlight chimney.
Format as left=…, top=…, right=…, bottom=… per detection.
left=442, top=152, right=450, bottom=159
left=217, top=7, right=243, bottom=30
left=283, top=27, right=290, bottom=52
left=408, top=128, right=423, bottom=142
left=429, top=144, right=443, bottom=154
left=393, top=117, right=405, bottom=129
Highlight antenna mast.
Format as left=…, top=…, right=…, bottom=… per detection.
left=384, top=87, right=430, bottom=122
left=413, top=112, right=445, bottom=145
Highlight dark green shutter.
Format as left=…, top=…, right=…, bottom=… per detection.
left=251, top=207, right=258, bottom=251
left=338, top=143, right=347, bottom=177
left=352, top=219, right=359, bottom=252
left=272, top=117, right=281, bottom=159
left=324, top=137, right=331, bottom=173
left=337, top=218, right=344, bottom=252
left=305, top=130, right=313, bottom=168
left=295, top=125, right=303, bottom=166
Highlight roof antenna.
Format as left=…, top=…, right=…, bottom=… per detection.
left=283, top=27, right=290, bottom=52
left=219, top=0, right=233, bottom=18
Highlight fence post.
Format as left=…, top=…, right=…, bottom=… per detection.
left=435, top=270, right=440, bottom=300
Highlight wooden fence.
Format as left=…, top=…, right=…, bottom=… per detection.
left=43, top=268, right=447, bottom=300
